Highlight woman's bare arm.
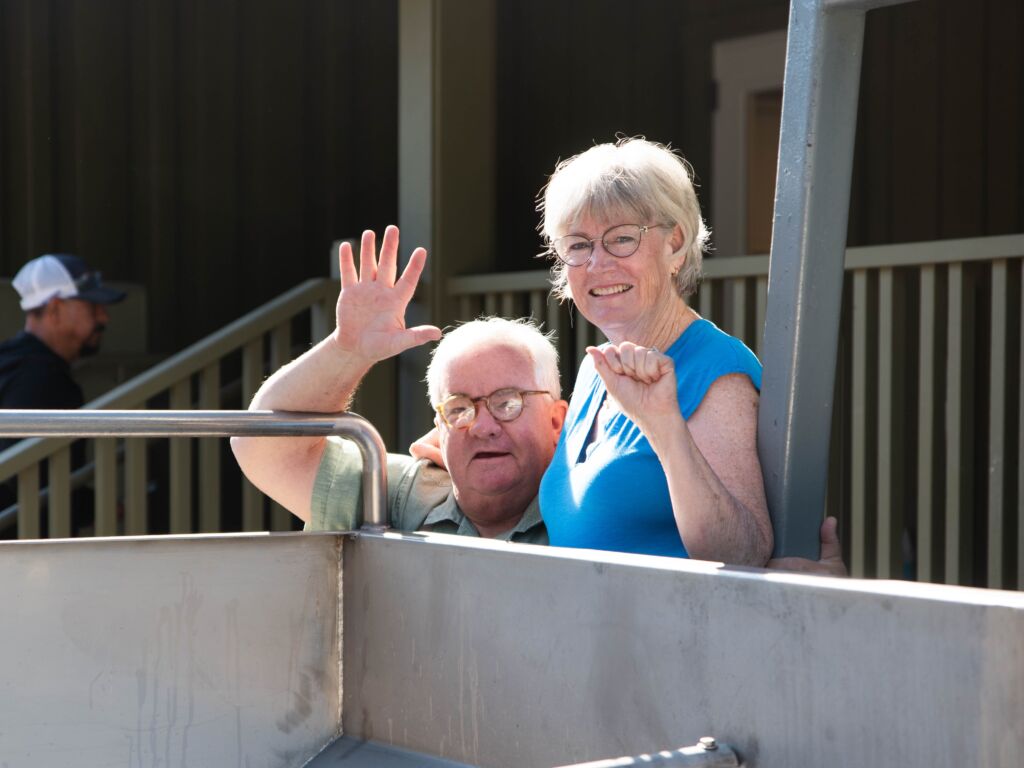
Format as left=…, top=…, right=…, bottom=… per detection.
left=586, top=343, right=773, bottom=565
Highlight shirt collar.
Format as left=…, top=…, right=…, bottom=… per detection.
left=422, top=493, right=542, bottom=541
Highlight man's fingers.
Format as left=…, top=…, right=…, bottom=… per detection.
left=359, top=230, right=378, bottom=282
left=396, top=247, right=428, bottom=298
left=409, top=441, right=445, bottom=468
left=401, top=325, right=443, bottom=349
left=378, top=225, right=400, bottom=286
left=409, top=426, right=445, bottom=468
left=820, top=516, right=842, bottom=561
left=338, top=241, right=358, bottom=287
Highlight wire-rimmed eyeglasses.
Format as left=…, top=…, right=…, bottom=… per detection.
left=435, top=388, right=551, bottom=430
left=547, top=223, right=671, bottom=267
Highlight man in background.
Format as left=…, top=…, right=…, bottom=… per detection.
left=0, top=254, right=124, bottom=444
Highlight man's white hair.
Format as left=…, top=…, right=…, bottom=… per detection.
left=426, top=317, right=561, bottom=404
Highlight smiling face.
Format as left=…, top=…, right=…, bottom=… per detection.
left=562, top=213, right=688, bottom=346
left=436, top=343, right=567, bottom=533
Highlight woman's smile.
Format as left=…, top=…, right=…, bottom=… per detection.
left=589, top=284, right=633, bottom=297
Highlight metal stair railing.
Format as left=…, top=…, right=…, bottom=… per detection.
left=447, top=233, right=1024, bottom=589
left=0, top=410, right=387, bottom=531
left=0, top=278, right=337, bottom=539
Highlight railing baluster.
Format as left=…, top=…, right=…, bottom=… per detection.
left=876, top=268, right=897, bottom=578
left=729, top=279, right=746, bottom=341
left=242, top=339, right=265, bottom=530
left=850, top=269, right=868, bottom=577
left=310, top=297, right=333, bottom=342
left=48, top=446, right=71, bottom=538
left=169, top=380, right=193, bottom=533
left=755, top=276, right=768, bottom=357
left=945, top=263, right=966, bottom=585
left=124, top=438, right=147, bottom=535
left=483, top=293, right=497, bottom=316
left=545, top=295, right=560, bottom=338
left=94, top=440, right=117, bottom=536
left=987, top=260, right=1008, bottom=588
left=199, top=362, right=221, bottom=533
left=500, top=292, right=515, bottom=318
left=917, top=266, right=937, bottom=583
left=575, top=316, right=590, bottom=360
left=529, top=290, right=544, bottom=324
left=1019, top=260, right=1024, bottom=591
left=270, top=324, right=293, bottom=532
left=458, top=296, right=472, bottom=320
left=17, top=465, right=39, bottom=539
left=698, top=279, right=715, bottom=322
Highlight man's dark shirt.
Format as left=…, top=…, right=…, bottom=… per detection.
left=0, top=331, right=83, bottom=452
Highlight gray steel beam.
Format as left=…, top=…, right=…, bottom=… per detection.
left=758, top=0, right=869, bottom=557
left=397, top=0, right=497, bottom=449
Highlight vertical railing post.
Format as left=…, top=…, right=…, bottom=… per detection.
left=199, top=362, right=222, bottom=532
left=269, top=323, right=294, bottom=531
left=124, top=438, right=148, bottom=535
left=241, top=340, right=265, bottom=530
left=48, top=446, right=72, bottom=538
left=17, top=465, right=39, bottom=539
left=169, top=379, right=193, bottom=533
left=94, top=439, right=118, bottom=536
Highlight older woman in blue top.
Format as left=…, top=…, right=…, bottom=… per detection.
left=537, top=138, right=772, bottom=566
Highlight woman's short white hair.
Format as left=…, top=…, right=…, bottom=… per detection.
left=538, top=136, right=710, bottom=301
left=425, top=317, right=561, bottom=404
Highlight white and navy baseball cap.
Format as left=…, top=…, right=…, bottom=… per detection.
left=12, top=254, right=126, bottom=311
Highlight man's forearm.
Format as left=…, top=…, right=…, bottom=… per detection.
left=249, top=331, right=373, bottom=413
left=231, top=332, right=376, bottom=522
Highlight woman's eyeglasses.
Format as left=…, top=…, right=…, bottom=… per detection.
left=547, top=223, right=670, bottom=267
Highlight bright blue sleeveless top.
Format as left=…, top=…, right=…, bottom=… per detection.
left=539, top=319, right=762, bottom=557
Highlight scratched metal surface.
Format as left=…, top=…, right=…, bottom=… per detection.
left=0, top=532, right=342, bottom=767
left=342, top=532, right=1024, bottom=768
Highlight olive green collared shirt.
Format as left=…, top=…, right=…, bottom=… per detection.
left=309, top=436, right=548, bottom=544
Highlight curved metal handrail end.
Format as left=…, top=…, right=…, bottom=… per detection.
left=0, top=409, right=390, bottom=532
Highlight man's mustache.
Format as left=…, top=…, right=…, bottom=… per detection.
left=80, top=323, right=107, bottom=358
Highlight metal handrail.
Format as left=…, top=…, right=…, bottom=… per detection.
left=446, top=233, right=1024, bottom=295
left=0, top=410, right=388, bottom=530
left=0, top=277, right=337, bottom=479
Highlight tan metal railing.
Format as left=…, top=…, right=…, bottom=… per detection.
left=449, top=234, right=1024, bottom=589
left=0, top=278, right=336, bottom=539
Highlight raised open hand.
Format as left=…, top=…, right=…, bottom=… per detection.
left=334, top=226, right=442, bottom=364
left=586, top=342, right=679, bottom=434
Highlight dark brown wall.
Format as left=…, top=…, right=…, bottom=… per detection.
left=495, top=0, right=1024, bottom=272
left=849, top=0, right=1023, bottom=245
left=1, top=0, right=1021, bottom=352
left=0, top=0, right=398, bottom=353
